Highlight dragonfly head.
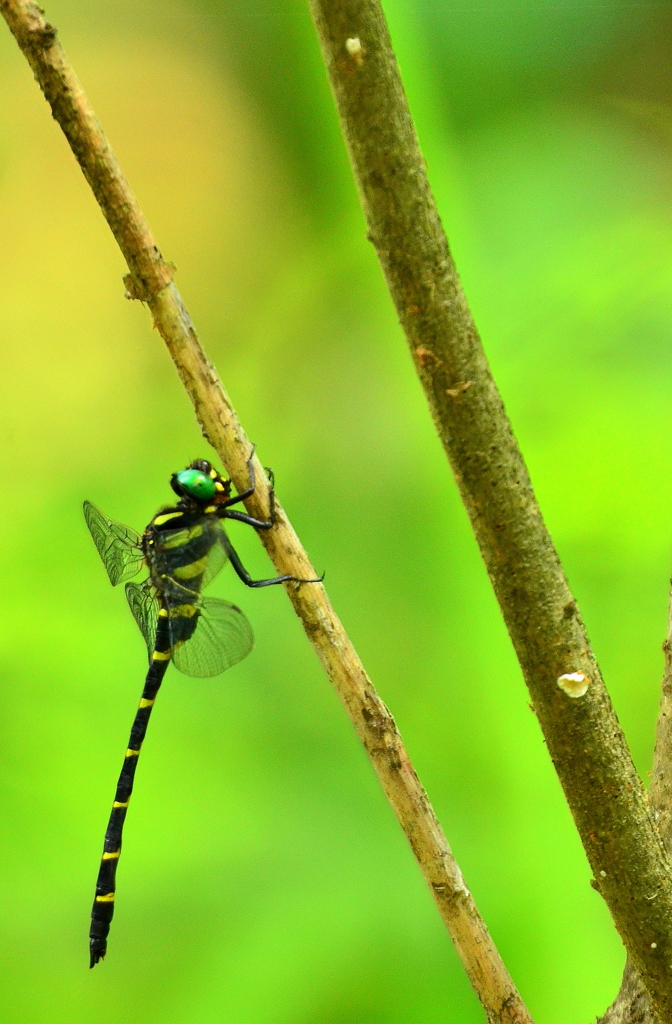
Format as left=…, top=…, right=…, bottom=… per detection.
left=170, top=460, right=232, bottom=506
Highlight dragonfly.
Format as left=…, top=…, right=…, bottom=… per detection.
left=83, top=453, right=319, bottom=968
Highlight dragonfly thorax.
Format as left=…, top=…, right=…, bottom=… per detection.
left=143, top=508, right=222, bottom=594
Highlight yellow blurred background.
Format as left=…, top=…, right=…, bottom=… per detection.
left=0, top=0, right=671, bottom=1020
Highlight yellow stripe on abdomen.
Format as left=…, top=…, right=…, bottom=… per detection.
left=95, top=893, right=115, bottom=903
left=102, top=850, right=120, bottom=860
left=168, top=604, right=198, bottom=618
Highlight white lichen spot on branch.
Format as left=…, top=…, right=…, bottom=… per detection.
left=345, top=36, right=364, bottom=65
left=446, top=380, right=474, bottom=398
left=557, top=672, right=590, bottom=698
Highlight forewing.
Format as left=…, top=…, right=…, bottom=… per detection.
left=125, top=580, right=159, bottom=659
left=170, top=596, right=254, bottom=678
left=83, top=500, right=144, bottom=585
left=201, top=527, right=229, bottom=588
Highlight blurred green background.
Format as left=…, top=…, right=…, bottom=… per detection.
left=0, top=0, right=670, bottom=1020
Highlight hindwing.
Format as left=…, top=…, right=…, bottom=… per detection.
left=168, top=595, right=254, bottom=678
left=125, top=579, right=159, bottom=659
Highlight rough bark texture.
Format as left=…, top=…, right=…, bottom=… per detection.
left=598, top=592, right=672, bottom=1024
left=651, top=596, right=672, bottom=861
left=598, top=960, right=654, bottom=1024
left=0, top=3, right=533, bottom=1020
left=308, top=1, right=672, bottom=1019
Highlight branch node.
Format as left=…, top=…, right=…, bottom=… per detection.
left=29, top=17, right=55, bottom=47
left=123, top=263, right=175, bottom=302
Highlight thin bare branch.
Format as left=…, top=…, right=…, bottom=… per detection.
left=308, top=0, right=672, bottom=1019
left=0, top=2, right=532, bottom=1020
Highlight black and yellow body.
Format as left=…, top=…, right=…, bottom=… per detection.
left=84, top=456, right=319, bottom=967
left=89, top=614, right=171, bottom=965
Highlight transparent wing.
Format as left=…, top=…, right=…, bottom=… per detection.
left=83, top=500, right=144, bottom=586
left=202, top=526, right=229, bottom=588
left=169, top=596, right=254, bottom=678
left=157, top=517, right=228, bottom=589
left=125, top=579, right=159, bottom=659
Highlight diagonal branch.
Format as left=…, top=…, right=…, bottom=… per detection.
left=307, top=0, right=672, bottom=1020
left=597, top=589, right=672, bottom=1024
left=651, top=590, right=672, bottom=858
left=0, top=2, right=532, bottom=1021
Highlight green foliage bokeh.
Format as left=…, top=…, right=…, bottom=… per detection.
left=0, top=1, right=670, bottom=1020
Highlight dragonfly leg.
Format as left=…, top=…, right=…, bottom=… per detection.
left=222, top=508, right=274, bottom=530
left=218, top=451, right=276, bottom=526
left=225, top=539, right=323, bottom=588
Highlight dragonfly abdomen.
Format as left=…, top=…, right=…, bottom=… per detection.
left=89, top=613, right=172, bottom=968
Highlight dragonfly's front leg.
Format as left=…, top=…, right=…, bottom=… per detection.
left=219, top=451, right=321, bottom=583
left=218, top=449, right=276, bottom=529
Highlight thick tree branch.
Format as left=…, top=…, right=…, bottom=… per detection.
left=651, top=590, right=672, bottom=855
left=0, top=2, right=532, bottom=1020
left=308, top=1, right=672, bottom=1020
left=597, top=589, right=672, bottom=1024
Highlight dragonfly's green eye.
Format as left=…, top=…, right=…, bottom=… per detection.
left=175, top=469, right=217, bottom=501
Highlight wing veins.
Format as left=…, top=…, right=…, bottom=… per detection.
left=83, top=501, right=144, bottom=585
